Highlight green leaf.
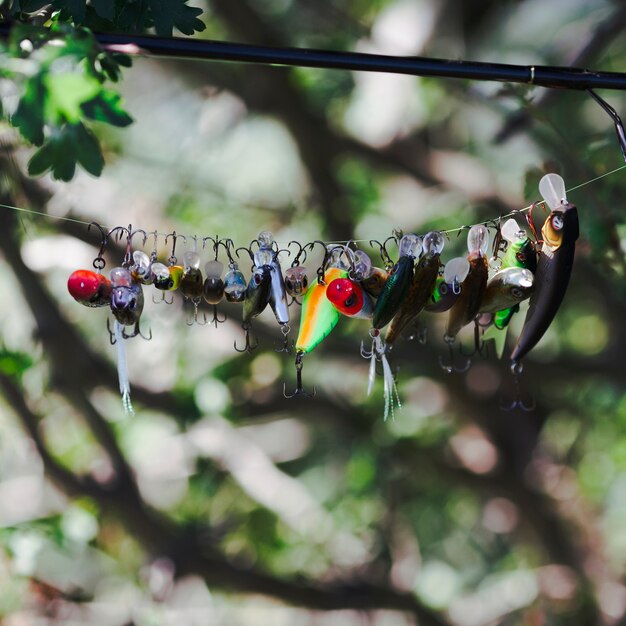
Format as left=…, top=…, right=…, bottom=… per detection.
left=91, top=0, right=114, bottom=20
left=0, top=348, right=33, bottom=382
left=81, top=89, right=132, bottom=127
left=51, top=0, right=86, bottom=22
left=72, top=122, right=104, bottom=175
left=148, top=0, right=205, bottom=36
left=11, top=76, right=46, bottom=145
left=116, top=0, right=149, bottom=32
left=44, top=72, right=101, bottom=123
left=28, top=123, right=105, bottom=180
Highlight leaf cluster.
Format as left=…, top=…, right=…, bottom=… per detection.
left=6, top=0, right=206, bottom=37
left=0, top=23, right=133, bottom=179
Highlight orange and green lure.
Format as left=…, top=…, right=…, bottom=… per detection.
left=295, top=267, right=348, bottom=353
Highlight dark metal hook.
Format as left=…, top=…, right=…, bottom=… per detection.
left=209, top=305, right=227, bottom=327
left=501, top=362, right=535, bottom=411
left=369, top=236, right=395, bottom=270
left=275, top=324, right=293, bottom=354
left=588, top=89, right=626, bottom=162
left=304, top=240, right=330, bottom=285
left=526, top=202, right=546, bottom=245
left=202, top=236, right=220, bottom=261
left=152, top=290, right=174, bottom=305
left=234, top=323, right=259, bottom=353
left=288, top=240, right=308, bottom=267
left=165, top=231, right=185, bottom=265
left=122, top=318, right=152, bottom=341
left=459, top=319, right=488, bottom=357
left=283, top=351, right=316, bottom=398
left=87, top=222, right=108, bottom=271
left=186, top=302, right=209, bottom=326
left=438, top=337, right=471, bottom=374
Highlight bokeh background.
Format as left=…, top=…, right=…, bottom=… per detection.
left=1, top=0, right=626, bottom=624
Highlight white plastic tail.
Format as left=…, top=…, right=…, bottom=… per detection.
left=115, top=321, right=134, bottom=415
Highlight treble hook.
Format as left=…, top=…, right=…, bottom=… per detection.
left=459, top=319, right=488, bottom=357
left=235, top=245, right=255, bottom=268
left=122, top=318, right=153, bottom=341
left=220, top=238, right=237, bottom=267
left=288, top=240, right=308, bottom=267
left=106, top=317, right=117, bottom=345
left=87, top=222, right=109, bottom=271
left=275, top=324, right=293, bottom=354
left=438, top=336, right=471, bottom=374
left=152, top=290, right=174, bottom=305
left=588, top=89, right=626, bottom=163
left=287, top=295, right=302, bottom=307
left=369, top=236, right=396, bottom=271
left=234, top=323, right=259, bottom=353
left=283, top=351, right=316, bottom=398
left=186, top=302, right=208, bottom=326
left=209, top=305, right=227, bottom=327
left=165, top=231, right=185, bottom=265
left=501, top=362, right=535, bottom=411
left=304, top=240, right=330, bottom=285
left=149, top=230, right=159, bottom=262
left=202, top=236, right=220, bottom=259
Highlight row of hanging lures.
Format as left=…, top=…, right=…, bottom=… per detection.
left=67, top=173, right=578, bottom=417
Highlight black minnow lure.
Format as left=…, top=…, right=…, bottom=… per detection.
left=511, top=174, right=579, bottom=368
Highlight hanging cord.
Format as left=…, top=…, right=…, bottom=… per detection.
left=0, top=164, right=624, bottom=245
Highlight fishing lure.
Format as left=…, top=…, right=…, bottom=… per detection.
left=202, top=237, right=227, bottom=326
left=109, top=266, right=146, bottom=414
left=425, top=257, right=470, bottom=313
left=510, top=173, right=579, bottom=369
left=386, top=231, right=445, bottom=343
left=222, top=239, right=247, bottom=303
left=152, top=232, right=184, bottom=304
left=284, top=240, right=310, bottom=303
left=479, top=267, right=534, bottom=313
left=67, top=222, right=113, bottom=307
left=445, top=225, right=489, bottom=340
left=67, top=270, right=112, bottom=307
left=326, top=277, right=373, bottom=319
left=372, top=234, right=422, bottom=331
left=286, top=245, right=349, bottom=397
left=260, top=231, right=291, bottom=350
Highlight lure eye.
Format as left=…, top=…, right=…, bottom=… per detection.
left=511, top=287, right=523, bottom=298
left=552, top=214, right=564, bottom=230
left=129, top=298, right=137, bottom=310
left=344, top=295, right=355, bottom=308
left=516, top=252, right=526, bottom=263
left=254, top=273, right=262, bottom=285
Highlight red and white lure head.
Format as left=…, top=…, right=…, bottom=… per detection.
left=326, top=278, right=372, bottom=319
left=67, top=269, right=112, bottom=307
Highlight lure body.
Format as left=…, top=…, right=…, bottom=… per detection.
left=511, top=201, right=578, bottom=366
left=479, top=267, right=534, bottom=313
left=326, top=277, right=373, bottom=319
left=361, top=267, right=389, bottom=297
left=372, top=234, right=421, bottom=330
left=295, top=267, right=347, bottom=353
left=130, top=250, right=153, bottom=285
left=269, top=261, right=289, bottom=325
left=445, top=226, right=489, bottom=340
left=285, top=266, right=309, bottom=297
left=446, top=257, right=488, bottom=338
left=243, top=267, right=272, bottom=323
left=180, top=251, right=204, bottom=301
left=110, top=268, right=144, bottom=326
left=426, top=277, right=459, bottom=313
left=203, top=260, right=225, bottom=305
left=224, top=268, right=247, bottom=302
left=152, top=263, right=183, bottom=291
left=385, top=232, right=444, bottom=343
left=67, top=270, right=112, bottom=307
